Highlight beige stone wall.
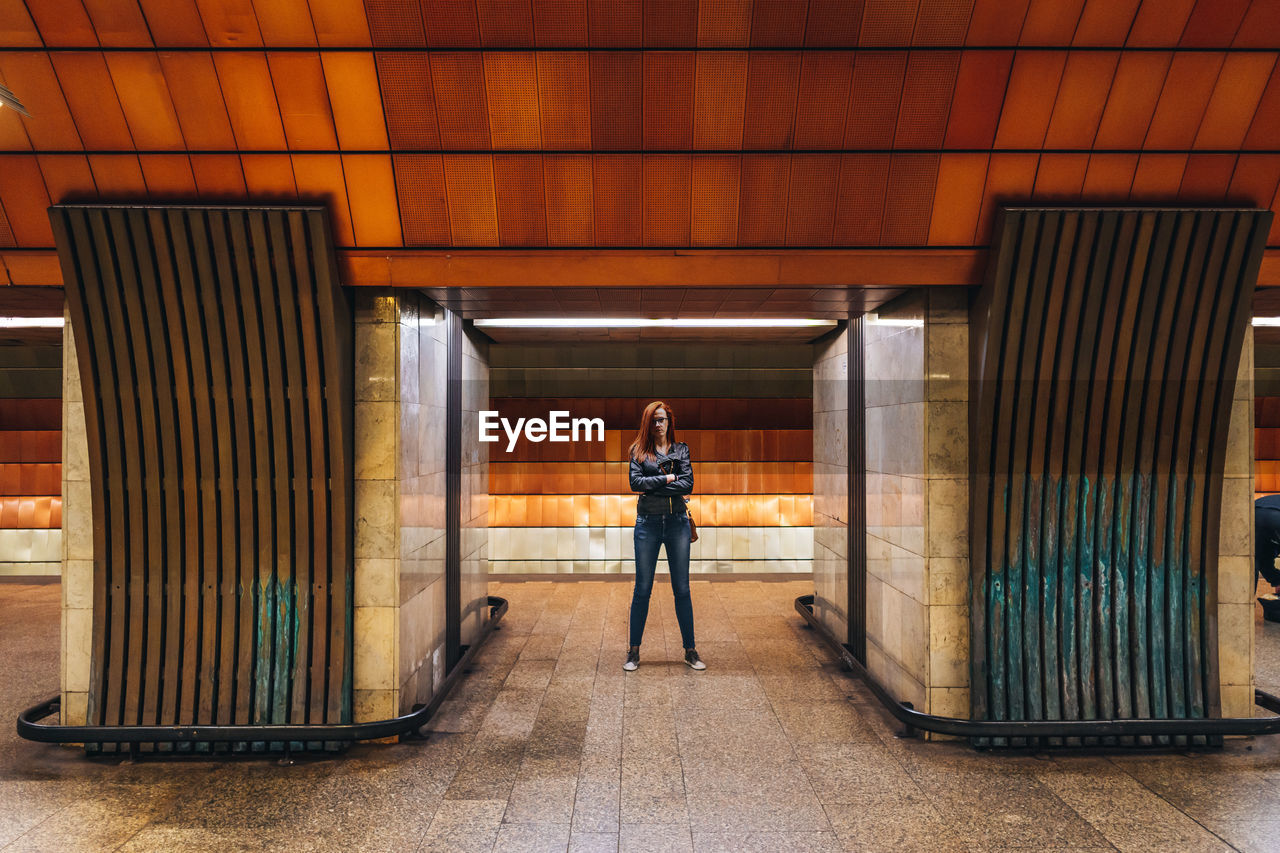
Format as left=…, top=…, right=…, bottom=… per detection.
left=61, top=314, right=92, bottom=726
left=460, top=323, right=490, bottom=647
left=863, top=289, right=969, bottom=719
left=1219, top=326, right=1254, bottom=718
left=812, top=326, right=849, bottom=643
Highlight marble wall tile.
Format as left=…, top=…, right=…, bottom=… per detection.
left=928, top=686, right=969, bottom=720
left=62, top=691, right=88, bottom=727
left=354, top=605, right=396, bottom=691
left=1218, top=602, right=1253, bottom=688
left=1223, top=393, right=1251, bottom=478
left=355, top=558, right=398, bottom=608
left=926, top=478, right=968, bottom=559
left=926, top=401, right=968, bottom=480
left=355, top=479, right=398, bottom=559
left=63, top=480, right=93, bottom=561
left=353, top=291, right=400, bottom=324
left=63, top=401, right=88, bottom=481
left=928, top=604, right=969, bottom=688
left=927, top=557, right=970, bottom=606
left=1217, top=556, right=1253, bottom=605
left=925, top=323, right=969, bottom=402
left=64, top=560, right=93, bottom=609
left=355, top=322, right=399, bottom=402
left=64, top=606, right=92, bottom=693
left=875, top=402, right=925, bottom=477
left=1218, top=476, right=1252, bottom=558
left=927, top=287, right=969, bottom=325
left=354, top=688, right=397, bottom=723
left=355, top=401, right=397, bottom=480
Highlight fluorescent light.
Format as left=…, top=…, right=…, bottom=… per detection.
left=0, top=317, right=64, bottom=329
left=0, top=83, right=30, bottom=117
left=473, top=318, right=836, bottom=328
left=866, top=314, right=924, bottom=327
left=1255, top=317, right=1280, bottom=327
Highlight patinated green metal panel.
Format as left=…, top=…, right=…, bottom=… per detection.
left=970, top=208, right=1271, bottom=746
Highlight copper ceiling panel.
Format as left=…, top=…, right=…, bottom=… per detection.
left=1195, top=54, right=1276, bottom=150
left=749, top=0, right=808, bottom=48
left=643, top=52, right=695, bottom=149
left=1227, top=155, right=1280, bottom=212
left=343, top=153, right=402, bottom=245
left=477, top=0, right=536, bottom=47
left=833, top=153, right=888, bottom=243
left=137, top=0, right=208, bottom=46
left=0, top=156, right=53, bottom=245
left=743, top=53, right=800, bottom=149
left=239, top=153, right=298, bottom=199
left=859, top=0, right=919, bottom=46
left=1179, top=0, right=1249, bottom=48
left=786, top=153, right=839, bottom=245
left=975, top=152, right=1037, bottom=241
left=1235, top=1, right=1280, bottom=49
left=1129, top=153, right=1188, bottom=198
left=993, top=51, right=1066, bottom=149
left=592, top=154, right=642, bottom=245
left=882, top=153, right=937, bottom=244
left=845, top=52, right=905, bottom=148
left=493, top=153, right=549, bottom=245
left=1019, top=0, right=1084, bottom=46
left=965, top=0, right=1030, bottom=46
left=1043, top=51, right=1118, bottom=150
left=642, top=154, right=691, bottom=244
left=323, top=53, right=389, bottom=150
left=0, top=0, right=42, bottom=47
left=484, top=52, right=542, bottom=149
left=804, top=0, right=864, bottom=47
left=254, top=0, right=319, bottom=46
left=394, top=153, right=451, bottom=245
left=737, top=154, right=789, bottom=245
left=693, top=52, right=747, bottom=148
left=0, top=95, right=29, bottom=151
left=690, top=154, right=739, bottom=245
left=37, top=154, right=97, bottom=205
left=50, top=53, right=134, bottom=150
left=929, top=152, right=987, bottom=245
left=1093, top=51, right=1171, bottom=149
left=589, top=52, right=642, bottom=150
left=443, top=154, right=499, bottom=245
left=943, top=50, right=1010, bottom=149
left=212, top=53, right=287, bottom=149
left=0, top=54, right=81, bottom=149
left=911, top=0, right=974, bottom=45
left=643, top=0, right=698, bottom=48
left=543, top=154, right=594, bottom=244
left=104, top=53, right=185, bottom=150
left=1031, top=152, right=1088, bottom=200
left=588, top=0, right=641, bottom=47
left=1080, top=153, right=1138, bottom=201
left=1245, top=60, right=1280, bottom=150
left=138, top=154, right=199, bottom=198
left=24, top=0, right=98, bottom=47
left=365, top=0, right=425, bottom=46
left=431, top=53, right=491, bottom=149
left=537, top=53, right=591, bottom=149
left=291, top=154, right=350, bottom=239
left=81, top=0, right=153, bottom=46
left=193, top=0, right=264, bottom=47
left=158, top=53, right=237, bottom=150
left=188, top=153, right=248, bottom=200
left=894, top=51, right=958, bottom=149
left=1178, top=153, right=1235, bottom=203
left=268, top=53, right=339, bottom=149
left=696, top=0, right=750, bottom=47
left=1071, top=0, right=1140, bottom=47
left=794, top=53, right=854, bottom=150
left=533, top=0, right=588, bottom=47
left=1126, top=0, right=1195, bottom=47
left=423, top=0, right=481, bottom=46
left=1142, top=52, right=1223, bottom=150
left=311, top=0, right=372, bottom=46
left=0, top=204, right=14, bottom=248
left=378, top=53, right=440, bottom=149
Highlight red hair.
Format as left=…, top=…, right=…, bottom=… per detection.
left=628, top=400, right=676, bottom=464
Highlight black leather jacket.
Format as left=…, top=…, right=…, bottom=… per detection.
left=629, top=441, right=694, bottom=515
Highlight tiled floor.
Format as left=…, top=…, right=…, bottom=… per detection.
left=6, top=579, right=1280, bottom=851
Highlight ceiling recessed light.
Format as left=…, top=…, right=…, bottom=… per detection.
left=0, top=83, right=31, bottom=117
left=1254, top=318, right=1280, bottom=326
left=472, top=318, right=836, bottom=328
left=0, top=317, right=64, bottom=328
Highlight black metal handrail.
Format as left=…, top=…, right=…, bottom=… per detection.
left=796, top=594, right=1280, bottom=740
left=16, top=596, right=508, bottom=754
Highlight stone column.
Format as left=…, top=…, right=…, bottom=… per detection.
left=1218, top=326, right=1255, bottom=719
left=60, top=313, right=92, bottom=726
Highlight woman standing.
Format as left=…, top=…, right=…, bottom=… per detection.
left=624, top=401, right=705, bottom=671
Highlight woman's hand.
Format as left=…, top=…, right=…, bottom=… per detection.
left=666, top=473, right=676, bottom=483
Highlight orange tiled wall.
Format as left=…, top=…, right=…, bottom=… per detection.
left=0, top=404, right=62, bottom=529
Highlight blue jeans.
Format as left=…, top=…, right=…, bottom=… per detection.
left=630, top=511, right=695, bottom=649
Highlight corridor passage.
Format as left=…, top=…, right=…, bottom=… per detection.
left=4, top=579, right=1280, bottom=852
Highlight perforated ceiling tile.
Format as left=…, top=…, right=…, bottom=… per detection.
left=0, top=155, right=53, bottom=245
left=542, top=154, right=594, bottom=244
left=532, top=0, right=588, bottom=47
left=589, top=0, right=641, bottom=46
left=590, top=52, right=643, bottom=150
left=643, top=0, right=697, bottom=47
left=537, top=53, right=591, bottom=149
left=743, top=53, right=801, bottom=149
left=859, top=0, right=919, bottom=46
left=311, top=0, right=372, bottom=46
left=696, top=0, right=750, bottom=47
left=804, top=0, right=864, bottom=47
left=365, top=0, right=425, bottom=46
left=693, top=52, right=747, bottom=148
left=431, top=53, right=492, bottom=149
left=881, top=153, right=937, bottom=244
left=484, top=52, right=542, bottom=149
left=894, top=51, right=959, bottom=149
left=912, top=0, right=974, bottom=46
left=493, top=154, right=549, bottom=245
left=393, top=154, right=451, bottom=245
left=376, top=53, right=440, bottom=149
left=443, top=154, right=499, bottom=245
left=786, top=153, right=840, bottom=245
left=834, top=153, right=889, bottom=243
left=592, top=154, right=642, bottom=245
left=0, top=203, right=15, bottom=248
left=690, top=154, right=740, bottom=245
left=794, top=53, right=853, bottom=150
left=642, top=154, right=691, bottom=245
left=477, top=0, right=536, bottom=47
left=642, top=52, right=694, bottom=149
left=749, top=0, right=808, bottom=47
left=737, top=154, right=789, bottom=245
left=845, top=51, right=905, bottom=148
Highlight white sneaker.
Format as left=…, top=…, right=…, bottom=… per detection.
left=623, top=648, right=640, bottom=671
left=684, top=649, right=706, bottom=670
